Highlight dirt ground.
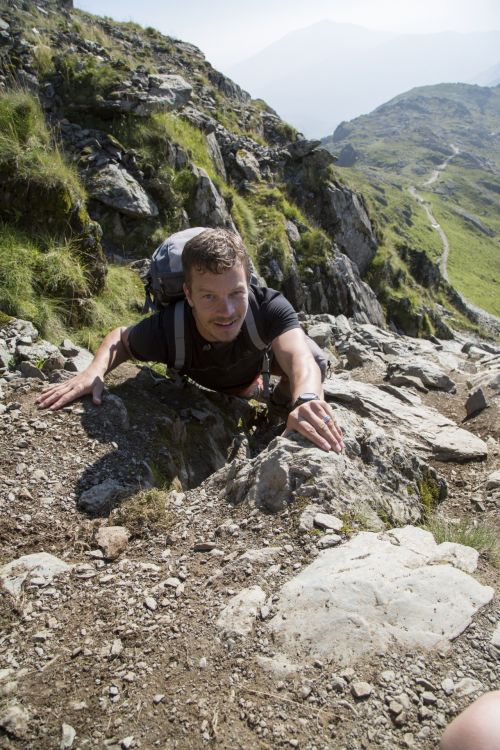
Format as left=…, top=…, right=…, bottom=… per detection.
left=0, top=362, right=499, bottom=750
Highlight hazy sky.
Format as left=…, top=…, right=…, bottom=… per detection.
left=75, top=0, right=500, bottom=71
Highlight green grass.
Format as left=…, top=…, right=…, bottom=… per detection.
left=427, top=194, right=500, bottom=316
left=0, top=89, right=85, bottom=199
left=425, top=514, right=500, bottom=568
left=0, top=224, right=144, bottom=350
left=110, top=488, right=172, bottom=538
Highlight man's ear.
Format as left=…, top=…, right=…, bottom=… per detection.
left=183, top=282, right=194, bottom=307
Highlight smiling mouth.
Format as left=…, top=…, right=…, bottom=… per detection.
left=214, top=319, right=239, bottom=328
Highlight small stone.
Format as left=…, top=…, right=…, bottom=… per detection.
left=60, top=723, right=76, bottom=749
left=465, top=388, right=488, bottom=417
left=317, top=533, right=341, bottom=549
left=454, top=677, right=483, bottom=697
left=422, top=691, right=437, bottom=705
left=0, top=704, right=29, bottom=738
left=351, top=681, right=373, bottom=699
left=153, top=694, right=165, bottom=704
left=144, top=597, right=157, bottom=611
left=313, top=513, right=343, bottom=532
left=379, top=670, right=396, bottom=684
left=110, top=639, right=123, bottom=657
left=441, top=678, right=455, bottom=695
left=193, top=541, right=217, bottom=552
left=418, top=706, right=433, bottom=721
left=121, top=737, right=134, bottom=749
left=109, top=686, right=119, bottom=697
left=389, top=700, right=403, bottom=716
left=164, top=577, right=181, bottom=588
left=298, top=685, right=312, bottom=699
left=95, top=526, right=129, bottom=561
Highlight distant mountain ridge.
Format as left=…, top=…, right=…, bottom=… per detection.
left=229, top=22, right=500, bottom=137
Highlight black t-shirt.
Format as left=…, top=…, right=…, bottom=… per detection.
left=127, top=285, right=299, bottom=391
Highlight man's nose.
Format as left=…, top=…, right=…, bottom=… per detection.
left=217, top=297, right=234, bottom=315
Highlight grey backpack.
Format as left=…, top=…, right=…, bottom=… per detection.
left=142, top=227, right=269, bottom=377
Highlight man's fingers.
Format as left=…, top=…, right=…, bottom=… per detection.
left=92, top=378, right=104, bottom=405
left=287, top=401, right=344, bottom=453
left=294, top=417, right=332, bottom=452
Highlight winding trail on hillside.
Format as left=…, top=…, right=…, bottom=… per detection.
left=408, top=145, right=500, bottom=335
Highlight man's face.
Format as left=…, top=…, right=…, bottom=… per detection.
left=183, top=263, right=249, bottom=343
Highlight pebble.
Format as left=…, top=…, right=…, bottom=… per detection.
left=153, top=694, right=165, bottom=704
left=0, top=704, right=29, bottom=738
left=164, top=577, right=181, bottom=588
left=422, top=691, right=437, bottom=705
left=60, top=722, right=76, bottom=749
left=351, top=682, right=373, bottom=699
left=110, top=639, right=123, bottom=657
left=441, top=678, right=455, bottom=695
left=193, top=541, right=217, bottom=551
left=454, top=677, right=483, bottom=697
left=199, top=657, right=207, bottom=669
left=313, top=512, right=343, bottom=531
left=144, top=597, right=157, bottom=611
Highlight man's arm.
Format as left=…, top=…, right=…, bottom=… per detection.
left=271, top=328, right=343, bottom=453
left=36, top=326, right=133, bottom=411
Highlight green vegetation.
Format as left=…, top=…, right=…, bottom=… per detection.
left=417, top=472, right=442, bottom=520
left=57, top=54, right=126, bottom=109
left=110, top=488, right=173, bottom=538
left=425, top=514, right=500, bottom=568
left=0, top=89, right=84, bottom=199
left=325, top=83, right=500, bottom=330
left=0, top=224, right=143, bottom=349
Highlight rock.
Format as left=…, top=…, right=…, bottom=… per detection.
left=143, top=73, right=192, bottom=112
left=190, top=166, right=236, bottom=230
left=238, top=548, right=282, bottom=565
left=432, top=428, right=487, bottom=463
left=313, top=513, right=343, bottom=532
left=454, top=678, right=483, bottom=697
left=216, top=586, right=267, bottom=636
left=465, top=387, right=489, bottom=417
left=16, top=340, right=59, bottom=365
left=19, top=361, right=46, bottom=380
left=298, top=505, right=324, bottom=533
left=0, top=553, right=71, bottom=598
left=0, top=339, right=9, bottom=368
left=102, top=393, right=129, bottom=430
left=441, top=678, right=455, bottom=695
left=388, top=374, right=429, bottom=393
left=351, top=682, right=372, bottom=699
left=306, top=323, right=332, bottom=348
left=491, top=622, right=500, bottom=648
left=59, top=339, right=80, bottom=358
left=224, top=413, right=443, bottom=526
left=324, top=378, right=487, bottom=463
left=60, top=723, right=76, bottom=749
left=267, top=527, right=494, bottom=667
left=387, top=360, right=456, bottom=392
left=95, top=526, right=129, bottom=560
left=486, top=470, right=500, bottom=491
left=0, top=704, right=29, bottom=738
left=144, top=596, right=157, bottom=611
left=317, top=533, right=342, bottom=548
left=235, top=149, right=261, bottom=181
left=87, top=164, right=159, bottom=218
left=78, top=479, right=128, bottom=515
left=42, top=351, right=66, bottom=374
left=64, top=346, right=93, bottom=373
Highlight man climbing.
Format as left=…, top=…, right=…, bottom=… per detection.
left=37, top=228, right=344, bottom=453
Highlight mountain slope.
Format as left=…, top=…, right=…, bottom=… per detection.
left=229, top=23, right=500, bottom=137
left=323, top=83, right=500, bottom=324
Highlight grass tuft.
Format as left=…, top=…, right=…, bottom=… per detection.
left=425, top=514, right=500, bottom=568
left=110, top=488, right=172, bottom=538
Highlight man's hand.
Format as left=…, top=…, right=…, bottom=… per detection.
left=284, top=399, right=344, bottom=453
left=36, top=368, right=105, bottom=411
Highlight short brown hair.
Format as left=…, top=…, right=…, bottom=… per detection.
left=182, top=228, right=251, bottom=288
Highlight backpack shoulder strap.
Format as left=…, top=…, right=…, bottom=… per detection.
left=173, top=299, right=186, bottom=370
left=244, top=293, right=268, bottom=351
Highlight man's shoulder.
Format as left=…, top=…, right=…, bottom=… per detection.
left=250, top=284, right=287, bottom=308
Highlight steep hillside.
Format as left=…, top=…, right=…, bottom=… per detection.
left=323, top=83, right=500, bottom=335
left=0, top=0, right=384, bottom=351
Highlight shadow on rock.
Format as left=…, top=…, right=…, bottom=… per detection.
left=72, top=366, right=258, bottom=517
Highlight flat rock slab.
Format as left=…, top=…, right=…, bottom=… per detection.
left=0, top=552, right=72, bottom=597
left=268, top=526, right=493, bottom=667
left=324, top=378, right=487, bottom=462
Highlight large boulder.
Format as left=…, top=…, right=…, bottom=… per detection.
left=223, top=408, right=445, bottom=525
left=267, top=526, right=494, bottom=667
left=324, top=377, right=488, bottom=462
left=190, top=166, right=236, bottom=230
left=86, top=164, right=159, bottom=218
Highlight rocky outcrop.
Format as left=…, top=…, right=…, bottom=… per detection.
left=86, top=164, right=159, bottom=219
